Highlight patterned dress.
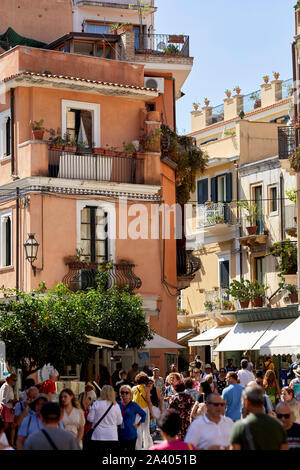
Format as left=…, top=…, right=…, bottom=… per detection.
left=168, top=392, right=194, bottom=439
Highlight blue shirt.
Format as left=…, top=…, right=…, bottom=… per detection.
left=14, top=401, right=35, bottom=418
left=222, top=384, right=243, bottom=421
left=118, top=401, right=146, bottom=441
left=18, top=413, right=64, bottom=438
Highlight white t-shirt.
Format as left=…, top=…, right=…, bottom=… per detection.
left=0, top=383, right=14, bottom=408
left=184, top=414, right=234, bottom=450
left=237, top=369, right=255, bottom=387
left=87, top=400, right=122, bottom=441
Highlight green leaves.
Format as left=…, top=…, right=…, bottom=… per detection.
left=0, top=271, right=152, bottom=378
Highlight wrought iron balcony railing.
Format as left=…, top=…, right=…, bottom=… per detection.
left=136, top=33, right=190, bottom=57
left=204, top=288, right=235, bottom=312
left=196, top=203, right=235, bottom=228
left=48, top=149, right=144, bottom=184
left=177, top=248, right=201, bottom=278
left=278, top=126, right=296, bottom=159
left=62, top=262, right=142, bottom=293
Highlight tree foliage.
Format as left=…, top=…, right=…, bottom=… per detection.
left=0, top=268, right=153, bottom=379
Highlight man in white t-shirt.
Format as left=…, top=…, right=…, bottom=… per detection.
left=237, top=359, right=255, bottom=387
left=184, top=393, right=234, bottom=450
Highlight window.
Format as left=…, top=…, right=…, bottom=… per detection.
left=253, top=185, right=263, bottom=234
left=211, top=173, right=232, bottom=204
left=62, top=100, right=100, bottom=148
left=74, top=41, right=94, bottom=56
left=96, top=42, right=115, bottom=59
left=219, top=260, right=230, bottom=290
left=80, top=207, right=107, bottom=263
left=254, top=256, right=264, bottom=285
left=85, top=24, right=110, bottom=34
left=0, top=110, right=11, bottom=159
left=0, top=211, right=12, bottom=267
left=197, top=178, right=209, bottom=204
left=269, top=186, right=278, bottom=214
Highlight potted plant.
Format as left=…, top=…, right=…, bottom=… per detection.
left=285, top=284, right=298, bottom=303
left=77, top=141, right=89, bottom=153
left=204, top=301, right=213, bottom=311
left=233, top=86, right=241, bottom=95
left=273, top=71, right=280, bottom=80
left=204, top=98, right=210, bottom=107
left=104, top=145, right=117, bottom=156
left=249, top=92, right=261, bottom=109
left=120, top=22, right=133, bottom=32
left=225, top=89, right=232, bottom=98
left=30, top=120, right=46, bottom=140
left=237, top=200, right=260, bottom=235
left=63, top=133, right=77, bottom=152
left=193, top=102, right=199, bottom=111
left=92, top=142, right=106, bottom=154
left=164, top=44, right=180, bottom=55
left=214, top=215, right=225, bottom=224
left=294, top=1, right=300, bottom=10
left=226, top=279, right=252, bottom=309
left=268, top=239, right=297, bottom=275
left=223, top=300, right=234, bottom=311
left=52, top=136, right=65, bottom=150
left=110, top=23, right=120, bottom=35
left=263, top=75, right=270, bottom=84
left=250, top=280, right=268, bottom=308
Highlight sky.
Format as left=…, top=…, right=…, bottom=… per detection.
left=154, top=0, right=296, bottom=134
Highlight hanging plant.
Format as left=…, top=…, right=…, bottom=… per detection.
left=267, top=239, right=297, bottom=275
left=160, top=125, right=208, bottom=204
left=289, top=146, right=300, bottom=171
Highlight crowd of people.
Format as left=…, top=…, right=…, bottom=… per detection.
left=0, top=355, right=300, bottom=451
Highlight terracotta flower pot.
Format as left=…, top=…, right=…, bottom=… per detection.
left=92, top=148, right=105, bottom=154
left=240, top=300, right=250, bottom=309
left=246, top=226, right=258, bottom=235
left=63, top=146, right=77, bottom=152
left=32, top=129, right=44, bottom=140
left=289, top=292, right=298, bottom=303
left=253, top=297, right=264, bottom=308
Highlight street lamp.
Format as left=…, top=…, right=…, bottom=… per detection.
left=24, top=233, right=39, bottom=275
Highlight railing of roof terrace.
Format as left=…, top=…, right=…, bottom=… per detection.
left=136, top=34, right=190, bottom=57
left=210, top=78, right=293, bottom=125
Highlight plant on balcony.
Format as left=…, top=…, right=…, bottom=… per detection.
left=286, top=189, right=296, bottom=204
left=224, top=129, right=236, bottom=137
left=233, top=86, right=241, bottom=95
left=92, top=142, right=105, bottom=154
left=273, top=72, right=280, bottom=80
left=122, top=141, right=136, bottom=154
left=160, top=125, right=208, bottom=204
left=225, top=89, right=231, bottom=98
left=164, top=44, right=180, bottom=54
left=208, top=214, right=225, bottom=225
left=204, top=98, right=210, bottom=107
left=249, top=92, right=261, bottom=109
left=268, top=239, right=297, bottom=275
left=63, top=132, right=77, bottom=152
left=289, top=146, right=300, bottom=171
left=285, top=284, right=298, bottom=303
left=226, top=279, right=252, bottom=309
left=223, top=300, right=234, bottom=311
left=250, top=280, right=268, bottom=308
left=30, top=119, right=46, bottom=140
left=110, top=23, right=120, bottom=34
left=77, top=140, right=91, bottom=153
left=294, top=2, right=300, bottom=10
left=132, top=0, right=152, bottom=36
left=193, top=102, right=199, bottom=111
left=204, top=301, right=213, bottom=311
left=263, top=75, right=270, bottom=84
left=236, top=199, right=260, bottom=234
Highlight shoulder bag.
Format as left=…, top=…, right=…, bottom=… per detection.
left=83, top=402, right=113, bottom=450
left=41, top=429, right=59, bottom=450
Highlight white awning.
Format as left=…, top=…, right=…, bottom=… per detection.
left=188, top=326, right=233, bottom=347
left=177, top=330, right=197, bottom=344
left=260, top=316, right=300, bottom=355
left=87, top=335, right=117, bottom=349
left=143, top=333, right=186, bottom=350
left=215, top=319, right=295, bottom=352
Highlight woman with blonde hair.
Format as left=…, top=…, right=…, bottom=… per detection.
left=263, top=370, right=281, bottom=408
left=59, top=388, right=85, bottom=447
left=87, top=384, right=122, bottom=450
left=118, top=385, right=146, bottom=451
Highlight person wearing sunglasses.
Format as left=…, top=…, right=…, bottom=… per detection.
left=276, top=402, right=300, bottom=450
left=118, top=385, right=146, bottom=451
left=184, top=393, right=234, bottom=450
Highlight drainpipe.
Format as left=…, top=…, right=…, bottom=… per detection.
left=164, top=77, right=176, bottom=131
left=10, top=89, right=15, bottom=176
left=16, top=187, right=19, bottom=291
left=280, top=174, right=284, bottom=242
left=292, top=41, right=300, bottom=295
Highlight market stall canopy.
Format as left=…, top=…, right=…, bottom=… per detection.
left=214, top=319, right=294, bottom=352
left=143, top=333, right=185, bottom=349
left=260, top=316, right=300, bottom=355
left=188, top=326, right=233, bottom=347
left=87, top=335, right=117, bottom=349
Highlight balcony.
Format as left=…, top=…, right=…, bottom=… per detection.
left=136, top=34, right=190, bottom=58
left=204, top=288, right=235, bottom=314
left=278, top=126, right=296, bottom=159
left=177, top=248, right=201, bottom=291
left=48, top=148, right=144, bottom=184
left=238, top=215, right=268, bottom=248
left=62, top=261, right=142, bottom=293
left=195, top=203, right=238, bottom=244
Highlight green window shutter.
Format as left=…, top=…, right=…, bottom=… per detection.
left=197, top=178, right=208, bottom=204
left=211, top=177, right=217, bottom=203
left=226, top=173, right=233, bottom=203
left=220, top=260, right=230, bottom=289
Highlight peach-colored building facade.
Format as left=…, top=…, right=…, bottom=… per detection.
left=0, top=1, right=194, bottom=378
